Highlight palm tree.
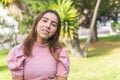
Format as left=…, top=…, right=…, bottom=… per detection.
left=1, top=0, right=14, bottom=4
left=1, top=0, right=82, bottom=57
left=47, top=0, right=82, bottom=57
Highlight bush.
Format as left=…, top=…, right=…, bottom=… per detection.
left=111, top=22, right=120, bottom=31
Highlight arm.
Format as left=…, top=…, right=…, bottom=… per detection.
left=56, top=76, right=67, bottom=80
left=57, top=48, right=70, bottom=80
left=7, top=45, right=25, bottom=80
left=12, top=77, right=23, bottom=80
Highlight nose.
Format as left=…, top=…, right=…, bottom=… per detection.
left=45, top=22, right=51, bottom=29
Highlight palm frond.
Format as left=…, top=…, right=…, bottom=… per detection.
left=48, top=0, right=79, bottom=39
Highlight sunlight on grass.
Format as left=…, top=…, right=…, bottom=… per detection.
left=68, top=42, right=120, bottom=80
left=0, top=49, right=11, bottom=80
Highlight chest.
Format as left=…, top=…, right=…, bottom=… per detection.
left=24, top=48, right=57, bottom=79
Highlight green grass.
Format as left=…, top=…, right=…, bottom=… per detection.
left=68, top=35, right=120, bottom=80
left=0, top=49, right=11, bottom=80
left=69, top=47, right=120, bottom=80
left=0, top=35, right=120, bottom=80
left=80, top=35, right=120, bottom=42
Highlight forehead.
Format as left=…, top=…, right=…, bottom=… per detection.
left=42, top=12, right=58, bottom=22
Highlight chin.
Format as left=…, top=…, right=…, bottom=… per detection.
left=39, top=34, right=53, bottom=40
left=41, top=36, right=50, bottom=40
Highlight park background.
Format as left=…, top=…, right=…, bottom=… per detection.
left=0, top=0, right=120, bottom=80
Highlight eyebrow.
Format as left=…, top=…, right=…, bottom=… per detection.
left=42, top=17, right=57, bottom=24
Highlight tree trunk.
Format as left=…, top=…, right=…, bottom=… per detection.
left=72, top=37, right=82, bottom=57
left=91, top=22, right=98, bottom=42
left=81, top=0, right=101, bottom=57
left=62, top=37, right=82, bottom=57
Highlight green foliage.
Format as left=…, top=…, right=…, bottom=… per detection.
left=19, top=0, right=44, bottom=34
left=22, top=0, right=56, bottom=14
left=0, top=34, right=3, bottom=38
left=20, top=0, right=57, bottom=34
left=73, top=0, right=120, bottom=19
left=18, top=25, right=31, bottom=34
left=48, top=0, right=79, bottom=39
left=98, top=0, right=109, bottom=15
left=111, top=22, right=120, bottom=31
left=73, top=0, right=97, bottom=15
left=19, top=14, right=33, bottom=34
left=22, top=0, right=79, bottom=39
left=0, top=0, right=15, bottom=5
left=116, top=23, right=120, bottom=30
left=111, top=22, right=116, bottom=31
left=99, top=35, right=120, bottom=41
left=80, top=35, right=120, bottom=42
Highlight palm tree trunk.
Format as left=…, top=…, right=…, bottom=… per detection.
left=72, top=37, right=82, bottom=57
left=62, top=36, right=82, bottom=57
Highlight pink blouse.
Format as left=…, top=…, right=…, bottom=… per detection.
left=7, top=42, right=70, bottom=80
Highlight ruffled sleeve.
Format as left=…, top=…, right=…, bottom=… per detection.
left=7, top=44, right=26, bottom=77
left=56, top=48, right=70, bottom=78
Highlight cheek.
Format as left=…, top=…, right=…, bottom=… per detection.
left=51, top=28, right=57, bottom=35
left=36, top=27, right=42, bottom=35
left=37, top=21, right=43, bottom=28
left=36, top=26, right=39, bottom=32
left=36, top=24, right=42, bottom=31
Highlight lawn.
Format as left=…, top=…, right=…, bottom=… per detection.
left=0, top=35, right=120, bottom=80
left=0, top=49, right=11, bottom=80
left=69, top=41, right=120, bottom=80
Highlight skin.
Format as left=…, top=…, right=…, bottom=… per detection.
left=36, top=12, right=58, bottom=44
left=12, top=12, right=67, bottom=80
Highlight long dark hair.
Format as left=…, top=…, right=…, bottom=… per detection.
left=23, top=10, right=62, bottom=59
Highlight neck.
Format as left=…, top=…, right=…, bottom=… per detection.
left=36, top=37, right=48, bottom=44
left=36, top=40, right=48, bottom=44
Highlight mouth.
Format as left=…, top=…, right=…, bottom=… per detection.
left=42, top=29, right=50, bottom=35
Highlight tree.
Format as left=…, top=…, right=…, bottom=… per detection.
left=82, top=0, right=101, bottom=57
left=0, top=0, right=102, bottom=58
left=0, top=0, right=81, bottom=57
left=48, top=0, right=81, bottom=57
left=41, top=0, right=101, bottom=57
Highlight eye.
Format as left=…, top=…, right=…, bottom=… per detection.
left=42, top=19, right=47, bottom=22
left=51, top=23, right=57, bottom=27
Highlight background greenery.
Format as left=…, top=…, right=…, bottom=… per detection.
left=0, top=0, right=120, bottom=79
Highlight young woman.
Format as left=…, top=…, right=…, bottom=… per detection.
left=7, top=10, right=70, bottom=80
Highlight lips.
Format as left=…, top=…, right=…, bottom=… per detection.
left=42, top=29, right=50, bottom=35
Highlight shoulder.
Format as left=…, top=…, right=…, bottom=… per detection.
left=55, top=47, right=68, bottom=56
left=58, top=47, right=70, bottom=63
left=59, top=48, right=68, bottom=56
left=9, top=43, right=24, bottom=56
left=12, top=43, right=23, bottom=50
left=7, top=44, right=25, bottom=77
left=57, top=47, right=70, bottom=77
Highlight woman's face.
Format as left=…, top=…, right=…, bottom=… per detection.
left=36, top=12, right=58, bottom=43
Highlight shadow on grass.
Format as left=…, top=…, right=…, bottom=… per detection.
left=0, top=65, right=9, bottom=72
left=87, top=41, right=120, bottom=58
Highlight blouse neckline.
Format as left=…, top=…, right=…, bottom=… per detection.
left=34, top=42, right=49, bottom=47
